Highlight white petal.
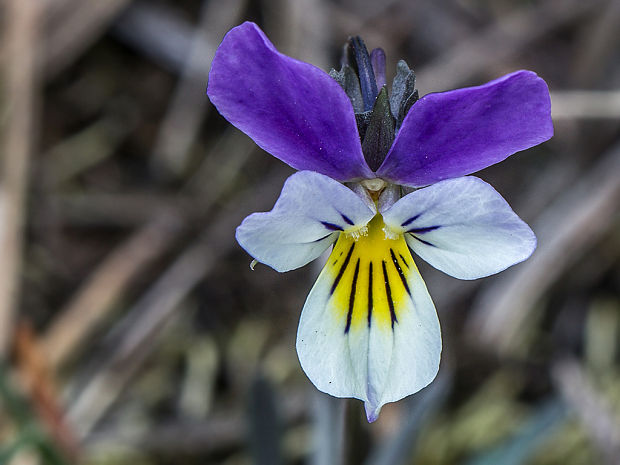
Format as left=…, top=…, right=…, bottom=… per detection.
left=382, top=176, right=537, bottom=280
left=377, top=183, right=400, bottom=213
left=296, top=215, right=441, bottom=422
left=236, top=171, right=375, bottom=272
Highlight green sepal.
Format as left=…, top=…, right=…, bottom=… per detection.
left=362, top=86, right=395, bottom=171
left=355, top=111, right=372, bottom=141
left=390, top=60, right=419, bottom=128
left=330, top=65, right=364, bottom=113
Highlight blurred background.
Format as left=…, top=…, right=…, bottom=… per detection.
left=0, top=0, right=619, bottom=464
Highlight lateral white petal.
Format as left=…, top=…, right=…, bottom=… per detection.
left=296, top=215, right=441, bottom=422
left=382, top=176, right=537, bottom=280
left=236, top=171, right=375, bottom=272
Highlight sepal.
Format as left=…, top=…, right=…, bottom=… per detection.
left=390, top=60, right=418, bottom=128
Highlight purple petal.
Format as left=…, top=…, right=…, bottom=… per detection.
left=207, top=22, right=373, bottom=181
left=370, top=48, right=386, bottom=89
left=377, top=70, right=553, bottom=187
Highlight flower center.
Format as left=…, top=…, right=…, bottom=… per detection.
left=323, top=214, right=415, bottom=333
left=361, top=178, right=386, bottom=193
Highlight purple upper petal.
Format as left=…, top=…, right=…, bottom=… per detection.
left=207, top=22, right=373, bottom=181
left=377, top=70, right=553, bottom=187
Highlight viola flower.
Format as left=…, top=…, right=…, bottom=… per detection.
left=207, top=22, right=552, bottom=422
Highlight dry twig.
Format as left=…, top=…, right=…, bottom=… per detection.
left=551, top=90, right=620, bottom=119
left=151, top=0, right=247, bottom=176
left=14, top=322, right=78, bottom=460
left=0, top=0, right=40, bottom=357
left=112, top=1, right=196, bottom=76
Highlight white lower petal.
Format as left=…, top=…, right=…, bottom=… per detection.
left=382, top=176, right=537, bottom=280
left=296, top=215, right=441, bottom=422
left=236, top=171, right=375, bottom=272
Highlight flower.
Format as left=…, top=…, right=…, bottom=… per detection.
left=207, top=22, right=553, bottom=422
